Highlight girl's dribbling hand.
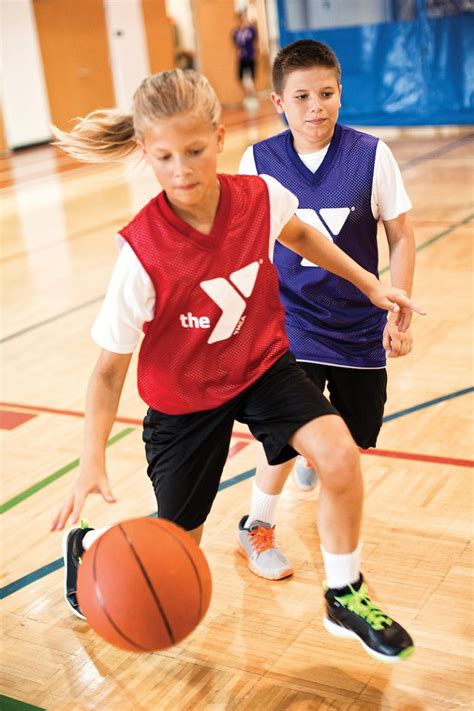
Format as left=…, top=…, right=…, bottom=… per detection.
left=50, top=467, right=116, bottom=531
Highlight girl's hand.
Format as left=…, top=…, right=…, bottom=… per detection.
left=50, top=467, right=116, bottom=531
left=368, top=282, right=425, bottom=331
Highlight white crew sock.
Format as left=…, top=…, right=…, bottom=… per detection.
left=321, top=541, right=362, bottom=589
left=247, top=480, right=281, bottom=527
left=82, top=527, right=111, bottom=551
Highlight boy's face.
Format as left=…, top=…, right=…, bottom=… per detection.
left=139, top=113, right=225, bottom=211
left=271, top=67, right=342, bottom=153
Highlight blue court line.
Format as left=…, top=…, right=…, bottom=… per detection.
left=1, top=389, right=472, bottom=601
left=400, top=133, right=474, bottom=171
left=382, top=386, right=474, bottom=423
left=379, top=211, right=473, bottom=275
left=0, top=468, right=257, bottom=600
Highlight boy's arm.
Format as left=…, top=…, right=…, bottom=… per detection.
left=278, top=215, right=424, bottom=319
left=384, top=212, right=416, bottom=351
left=51, top=349, right=132, bottom=531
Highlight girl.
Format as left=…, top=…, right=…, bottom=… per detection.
left=51, top=70, right=421, bottom=662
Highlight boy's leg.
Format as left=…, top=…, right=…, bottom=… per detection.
left=292, top=363, right=328, bottom=490
left=325, top=366, right=387, bottom=449
left=237, top=355, right=337, bottom=580
left=237, top=449, right=294, bottom=580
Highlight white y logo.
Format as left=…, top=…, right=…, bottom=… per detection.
left=297, top=207, right=352, bottom=267
left=200, top=261, right=260, bottom=343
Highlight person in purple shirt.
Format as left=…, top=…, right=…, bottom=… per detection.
left=232, top=12, right=258, bottom=107
left=237, top=40, right=418, bottom=662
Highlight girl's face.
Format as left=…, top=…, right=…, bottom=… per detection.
left=139, top=113, right=225, bottom=209
left=271, top=67, right=341, bottom=153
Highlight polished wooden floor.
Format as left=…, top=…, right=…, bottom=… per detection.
left=1, top=102, right=473, bottom=710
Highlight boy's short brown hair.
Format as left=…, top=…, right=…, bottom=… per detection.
left=272, top=40, right=341, bottom=94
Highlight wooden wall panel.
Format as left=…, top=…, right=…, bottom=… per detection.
left=33, top=0, right=115, bottom=130
left=0, top=106, right=7, bottom=153
left=141, top=0, right=176, bottom=74
left=192, top=0, right=244, bottom=106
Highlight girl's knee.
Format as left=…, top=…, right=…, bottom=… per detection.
left=313, top=436, right=360, bottom=488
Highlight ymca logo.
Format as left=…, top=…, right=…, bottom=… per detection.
left=297, top=207, right=354, bottom=267
left=179, top=261, right=261, bottom=344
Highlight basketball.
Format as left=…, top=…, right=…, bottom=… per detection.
left=76, top=518, right=212, bottom=652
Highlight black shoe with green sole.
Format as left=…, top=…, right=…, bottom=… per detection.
left=62, top=522, right=93, bottom=620
left=324, top=574, right=414, bottom=663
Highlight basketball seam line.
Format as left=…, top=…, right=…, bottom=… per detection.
left=143, top=518, right=205, bottom=626
left=118, top=523, right=175, bottom=647
left=91, top=534, right=148, bottom=652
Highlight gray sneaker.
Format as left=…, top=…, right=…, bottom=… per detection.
left=237, top=515, right=293, bottom=580
left=293, top=455, right=318, bottom=491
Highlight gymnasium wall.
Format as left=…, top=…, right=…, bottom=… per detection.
left=276, top=0, right=474, bottom=126
left=1, top=0, right=52, bottom=148
left=1, top=0, right=174, bottom=149
left=2, top=0, right=273, bottom=150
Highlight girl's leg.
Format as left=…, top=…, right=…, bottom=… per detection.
left=188, top=524, right=204, bottom=545
left=289, top=414, right=363, bottom=555
left=83, top=524, right=204, bottom=547
left=83, top=527, right=110, bottom=549
left=291, top=415, right=414, bottom=662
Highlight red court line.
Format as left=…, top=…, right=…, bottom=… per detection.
left=1, top=401, right=472, bottom=468
left=227, top=441, right=250, bottom=459
left=360, top=448, right=473, bottom=468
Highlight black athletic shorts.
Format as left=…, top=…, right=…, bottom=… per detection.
left=142, top=352, right=338, bottom=530
left=238, top=58, right=256, bottom=80
left=298, top=362, right=387, bottom=449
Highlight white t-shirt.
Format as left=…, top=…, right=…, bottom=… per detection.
left=91, top=175, right=299, bottom=354
left=238, top=138, right=412, bottom=221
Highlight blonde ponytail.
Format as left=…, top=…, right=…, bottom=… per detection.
left=52, top=110, right=136, bottom=163
left=53, top=70, right=221, bottom=164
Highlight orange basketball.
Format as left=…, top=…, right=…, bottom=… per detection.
left=77, top=517, right=212, bottom=652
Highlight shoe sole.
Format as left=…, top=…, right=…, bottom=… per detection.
left=237, top=545, right=294, bottom=580
left=323, top=617, right=414, bottom=664
left=62, top=529, right=87, bottom=620
left=292, top=469, right=317, bottom=492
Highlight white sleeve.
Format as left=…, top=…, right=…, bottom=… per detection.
left=91, top=242, right=156, bottom=354
left=260, top=174, right=299, bottom=261
left=372, top=140, right=412, bottom=221
left=238, top=146, right=258, bottom=175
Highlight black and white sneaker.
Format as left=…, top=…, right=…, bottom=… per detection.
left=62, top=523, right=93, bottom=620
left=324, top=574, right=415, bottom=663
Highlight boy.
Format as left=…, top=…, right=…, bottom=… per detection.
left=237, top=40, right=417, bottom=659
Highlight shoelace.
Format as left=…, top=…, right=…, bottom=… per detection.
left=249, top=525, right=276, bottom=555
left=335, top=582, right=393, bottom=631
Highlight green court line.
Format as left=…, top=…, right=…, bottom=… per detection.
left=379, top=211, right=473, bottom=275
left=0, top=695, right=45, bottom=711
left=0, top=427, right=135, bottom=515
